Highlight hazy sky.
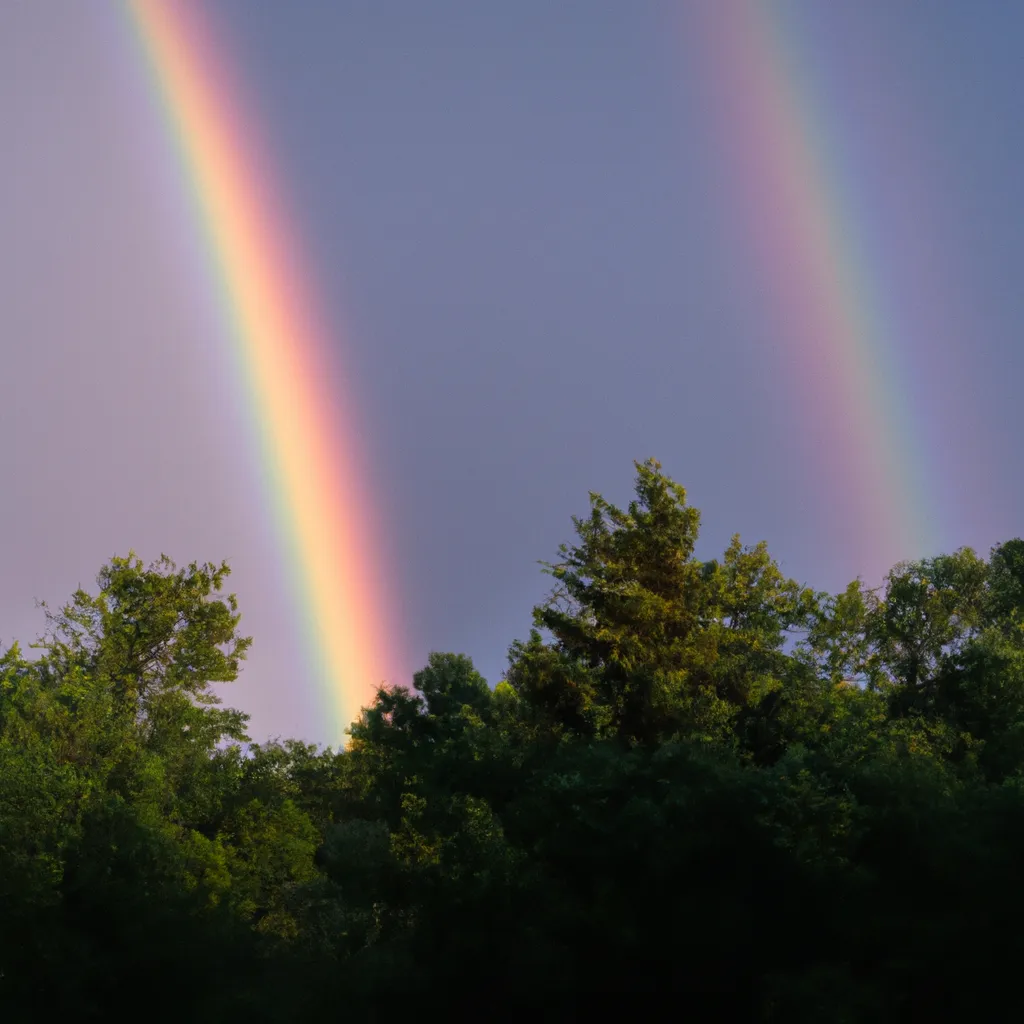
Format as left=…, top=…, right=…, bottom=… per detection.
left=2, top=1, right=1020, bottom=745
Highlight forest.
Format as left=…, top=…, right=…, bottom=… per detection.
left=2, top=458, right=1023, bottom=1020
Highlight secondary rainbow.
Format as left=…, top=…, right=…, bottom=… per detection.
left=685, top=1, right=937, bottom=577
left=125, top=0, right=401, bottom=742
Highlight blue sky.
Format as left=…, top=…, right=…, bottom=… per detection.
left=1, top=1, right=1019, bottom=745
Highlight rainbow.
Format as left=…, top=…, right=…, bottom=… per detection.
left=125, top=0, right=401, bottom=743
left=684, top=2, right=938, bottom=579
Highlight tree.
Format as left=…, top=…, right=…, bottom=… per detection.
left=32, top=552, right=250, bottom=734
left=508, top=459, right=815, bottom=747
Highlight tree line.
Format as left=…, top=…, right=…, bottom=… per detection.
left=2, top=458, right=1023, bottom=1019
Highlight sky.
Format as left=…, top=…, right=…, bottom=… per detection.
left=1, top=1, right=1020, bottom=746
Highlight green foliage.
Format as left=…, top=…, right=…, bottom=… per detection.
left=509, top=459, right=816, bottom=747
left=3, top=468, right=1024, bottom=1019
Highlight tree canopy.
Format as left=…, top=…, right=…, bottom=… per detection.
left=2, top=460, right=1023, bottom=1019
